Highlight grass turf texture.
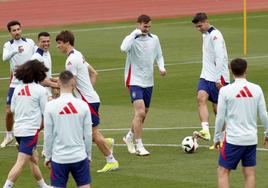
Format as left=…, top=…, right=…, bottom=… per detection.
left=0, top=11, right=268, bottom=187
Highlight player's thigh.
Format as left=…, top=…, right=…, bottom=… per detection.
left=219, top=143, right=244, bottom=170
left=16, top=136, right=38, bottom=156
left=133, top=99, right=146, bottom=115
left=70, top=159, right=91, bottom=187
left=50, top=161, right=69, bottom=187
left=241, top=145, right=256, bottom=167
left=197, top=90, right=209, bottom=103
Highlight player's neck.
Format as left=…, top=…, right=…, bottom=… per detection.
left=234, top=75, right=246, bottom=80
left=60, top=87, right=73, bottom=94
left=66, top=46, right=74, bottom=56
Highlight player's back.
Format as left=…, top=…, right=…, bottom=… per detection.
left=11, top=82, right=47, bottom=136
left=45, top=93, right=92, bottom=163
left=221, top=78, right=263, bottom=145
left=66, top=49, right=100, bottom=103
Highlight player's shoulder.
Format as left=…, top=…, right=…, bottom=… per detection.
left=31, top=50, right=43, bottom=61
left=247, top=81, right=262, bottom=91
left=33, top=83, right=47, bottom=93
left=20, top=37, right=35, bottom=47
left=220, top=84, right=231, bottom=93
left=4, top=39, right=14, bottom=46
left=45, top=99, right=58, bottom=112
left=74, top=98, right=88, bottom=107
left=208, top=27, right=223, bottom=38
left=149, top=33, right=159, bottom=40
left=24, top=37, right=35, bottom=44
left=67, top=49, right=82, bottom=60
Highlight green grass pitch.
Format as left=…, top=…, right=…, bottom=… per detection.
left=0, top=12, right=268, bottom=187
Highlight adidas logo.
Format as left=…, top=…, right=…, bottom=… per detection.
left=236, top=86, right=253, bottom=98
left=18, top=85, right=31, bottom=96
left=59, top=102, right=78, bottom=115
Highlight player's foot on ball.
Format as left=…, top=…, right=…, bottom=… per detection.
left=193, top=129, right=211, bottom=141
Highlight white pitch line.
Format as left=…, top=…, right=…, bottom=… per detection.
left=0, top=125, right=265, bottom=133
left=0, top=14, right=267, bottom=38
left=2, top=143, right=268, bottom=152
left=0, top=55, right=268, bottom=81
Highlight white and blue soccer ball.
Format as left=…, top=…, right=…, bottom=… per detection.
left=181, top=136, right=198, bottom=153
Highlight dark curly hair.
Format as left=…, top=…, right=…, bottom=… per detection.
left=15, top=60, right=48, bottom=83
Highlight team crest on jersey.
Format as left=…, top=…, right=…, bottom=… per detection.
left=67, top=61, right=72, bottom=66
left=213, top=36, right=218, bottom=40
left=132, top=91, right=136, bottom=99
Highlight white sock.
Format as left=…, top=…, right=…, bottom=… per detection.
left=37, top=178, right=48, bottom=188
left=6, top=131, right=13, bottom=139
left=201, top=122, right=209, bottom=132
left=126, top=130, right=134, bottom=140
left=3, top=179, right=14, bottom=188
left=105, top=154, right=117, bottom=163
left=135, top=139, right=143, bottom=149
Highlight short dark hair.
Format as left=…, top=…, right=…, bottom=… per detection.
left=192, top=12, right=208, bottom=24
left=38, top=31, right=50, bottom=39
left=15, top=60, right=48, bottom=83
left=230, top=58, right=247, bottom=76
left=7, top=20, right=21, bottom=32
left=59, top=70, right=74, bottom=85
left=137, top=14, right=151, bottom=24
left=56, top=30, right=75, bottom=46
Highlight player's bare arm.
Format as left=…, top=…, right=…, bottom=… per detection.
left=87, top=62, right=98, bottom=86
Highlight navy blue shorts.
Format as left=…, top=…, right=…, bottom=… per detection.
left=219, top=142, right=256, bottom=170
left=15, top=135, right=39, bottom=156
left=6, top=87, right=15, bottom=105
left=85, top=102, right=100, bottom=127
left=50, top=158, right=91, bottom=187
left=129, top=85, right=153, bottom=108
left=197, top=78, right=219, bottom=103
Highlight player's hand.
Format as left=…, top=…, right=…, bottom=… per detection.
left=131, top=29, right=142, bottom=37
left=216, top=82, right=223, bottom=90
left=44, top=160, right=51, bottom=169
left=214, top=141, right=222, bottom=150
left=52, top=88, right=60, bottom=99
left=159, top=69, right=167, bottom=76
left=264, top=137, right=268, bottom=149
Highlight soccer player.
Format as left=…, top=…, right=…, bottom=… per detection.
left=31, top=32, right=59, bottom=100
left=44, top=71, right=92, bottom=188
left=3, top=60, right=51, bottom=188
left=55, top=30, right=119, bottom=172
left=213, top=58, right=268, bottom=188
left=120, top=14, right=166, bottom=156
left=1, top=20, right=35, bottom=148
left=191, top=13, right=230, bottom=142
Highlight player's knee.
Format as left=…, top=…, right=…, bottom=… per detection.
left=197, top=95, right=207, bottom=105
left=217, top=166, right=229, bottom=176
left=136, top=110, right=146, bottom=119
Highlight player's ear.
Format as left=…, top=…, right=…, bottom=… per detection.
left=71, top=78, right=76, bottom=88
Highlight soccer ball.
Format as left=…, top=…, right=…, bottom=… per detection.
left=181, top=136, right=198, bottom=153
